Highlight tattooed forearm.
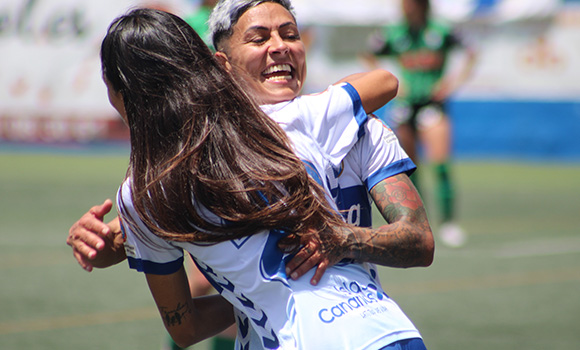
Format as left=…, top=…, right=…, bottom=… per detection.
left=160, top=302, right=191, bottom=327
left=345, top=174, right=433, bottom=267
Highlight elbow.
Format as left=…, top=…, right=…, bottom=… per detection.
left=405, top=223, right=434, bottom=267
left=169, top=329, right=201, bottom=349
left=379, top=69, right=399, bottom=101
left=171, top=335, right=196, bottom=349
left=389, top=72, right=400, bottom=100
left=418, top=229, right=435, bottom=267
left=419, top=244, right=434, bottom=267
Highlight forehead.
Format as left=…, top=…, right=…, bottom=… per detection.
left=234, top=2, right=296, bottom=32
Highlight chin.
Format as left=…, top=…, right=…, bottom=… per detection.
left=269, top=88, right=301, bottom=103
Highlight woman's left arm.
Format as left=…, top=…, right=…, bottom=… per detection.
left=146, top=266, right=235, bottom=348
left=334, top=69, right=399, bottom=114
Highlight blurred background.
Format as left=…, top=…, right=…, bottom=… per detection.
left=1, top=0, right=579, bottom=349
left=1, top=0, right=579, bottom=160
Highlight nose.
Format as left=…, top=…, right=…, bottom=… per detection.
left=269, top=34, right=289, bottom=55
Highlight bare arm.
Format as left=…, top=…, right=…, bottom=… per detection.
left=346, top=173, right=434, bottom=266
left=66, top=199, right=126, bottom=271
left=285, top=173, right=434, bottom=284
left=146, top=267, right=235, bottom=348
left=334, top=69, right=399, bottom=114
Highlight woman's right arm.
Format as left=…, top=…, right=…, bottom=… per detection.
left=145, top=267, right=235, bottom=348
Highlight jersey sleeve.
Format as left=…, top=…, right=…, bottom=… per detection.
left=116, top=180, right=184, bottom=275
left=360, top=116, right=416, bottom=190
left=298, top=83, right=367, bottom=166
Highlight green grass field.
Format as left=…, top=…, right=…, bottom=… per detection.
left=1, top=152, right=579, bottom=349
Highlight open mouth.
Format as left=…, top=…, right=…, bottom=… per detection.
left=262, top=64, right=293, bottom=82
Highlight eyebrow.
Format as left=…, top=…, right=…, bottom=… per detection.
left=245, top=21, right=297, bottom=33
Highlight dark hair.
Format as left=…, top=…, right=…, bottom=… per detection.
left=407, top=0, right=430, bottom=13
left=208, top=0, right=295, bottom=51
left=101, top=8, right=346, bottom=243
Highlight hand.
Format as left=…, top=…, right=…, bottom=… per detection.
left=67, top=199, right=124, bottom=271
left=280, top=228, right=350, bottom=286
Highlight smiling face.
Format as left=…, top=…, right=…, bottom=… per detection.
left=218, top=2, right=306, bottom=105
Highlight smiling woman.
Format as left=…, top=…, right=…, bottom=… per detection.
left=212, top=1, right=307, bottom=104
left=98, top=4, right=430, bottom=349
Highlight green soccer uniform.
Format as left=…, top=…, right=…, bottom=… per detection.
left=375, top=20, right=459, bottom=105
left=184, top=6, right=213, bottom=50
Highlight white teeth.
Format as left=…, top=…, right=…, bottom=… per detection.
left=263, top=64, right=291, bottom=75
left=266, top=75, right=292, bottom=82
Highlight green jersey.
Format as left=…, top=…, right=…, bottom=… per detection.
left=185, top=6, right=213, bottom=50
left=375, top=20, right=459, bottom=104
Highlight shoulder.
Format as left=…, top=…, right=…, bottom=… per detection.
left=426, top=20, right=456, bottom=42
left=427, top=19, right=453, bottom=33
left=381, top=23, right=408, bottom=41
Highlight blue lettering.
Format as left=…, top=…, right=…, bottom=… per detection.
left=319, top=308, right=334, bottom=323
left=348, top=296, right=362, bottom=309
left=349, top=281, right=361, bottom=293
left=337, top=302, right=352, bottom=312
left=331, top=305, right=346, bottom=318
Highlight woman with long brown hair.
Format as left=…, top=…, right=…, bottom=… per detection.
left=99, top=7, right=425, bottom=350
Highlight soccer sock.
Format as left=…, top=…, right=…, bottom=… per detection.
left=434, top=162, right=455, bottom=223
left=212, top=336, right=236, bottom=350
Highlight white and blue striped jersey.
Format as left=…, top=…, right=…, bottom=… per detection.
left=235, top=92, right=419, bottom=349
left=119, top=83, right=421, bottom=349
left=328, top=115, right=415, bottom=228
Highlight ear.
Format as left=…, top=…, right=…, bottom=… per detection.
left=214, top=51, right=232, bottom=72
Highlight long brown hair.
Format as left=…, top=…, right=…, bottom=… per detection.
left=101, top=8, right=346, bottom=243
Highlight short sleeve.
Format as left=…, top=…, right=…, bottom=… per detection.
left=117, top=180, right=184, bottom=275
left=360, top=116, right=416, bottom=190
left=298, top=83, right=367, bottom=166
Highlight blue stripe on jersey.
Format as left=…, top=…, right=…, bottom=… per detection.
left=189, top=255, right=227, bottom=294
left=127, top=255, right=184, bottom=275
left=365, top=158, right=417, bottom=190
left=302, top=160, right=323, bottom=187
left=335, top=185, right=373, bottom=228
left=341, top=83, right=368, bottom=139
left=260, top=229, right=290, bottom=287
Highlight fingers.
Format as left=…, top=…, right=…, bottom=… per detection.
left=285, top=241, right=320, bottom=282
left=90, top=199, right=114, bottom=223
left=67, top=225, right=104, bottom=272
left=67, top=226, right=97, bottom=272
left=72, top=247, right=94, bottom=272
left=69, top=214, right=109, bottom=249
left=67, top=201, right=114, bottom=271
left=310, top=259, right=330, bottom=286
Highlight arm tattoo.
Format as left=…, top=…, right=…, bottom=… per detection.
left=160, top=302, right=191, bottom=327
left=371, top=175, right=427, bottom=224
left=349, top=174, right=432, bottom=267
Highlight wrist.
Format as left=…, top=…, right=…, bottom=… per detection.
left=343, top=227, right=364, bottom=262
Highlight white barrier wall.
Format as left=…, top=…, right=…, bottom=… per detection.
left=0, top=0, right=190, bottom=142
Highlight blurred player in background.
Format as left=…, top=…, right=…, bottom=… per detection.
left=363, top=0, right=476, bottom=247
left=184, top=0, right=219, bottom=50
